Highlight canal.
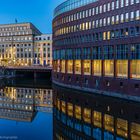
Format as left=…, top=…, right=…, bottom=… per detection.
left=0, top=78, right=140, bottom=140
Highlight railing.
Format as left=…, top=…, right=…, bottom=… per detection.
left=5, top=66, right=52, bottom=70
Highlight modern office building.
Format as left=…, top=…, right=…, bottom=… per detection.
left=53, top=0, right=140, bottom=99
left=0, top=23, right=52, bottom=66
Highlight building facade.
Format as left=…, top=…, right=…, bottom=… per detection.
left=53, top=0, right=140, bottom=99
left=0, top=23, right=52, bottom=67
left=34, top=34, right=52, bottom=66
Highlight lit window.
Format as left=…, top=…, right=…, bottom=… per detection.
left=61, top=101, right=66, bottom=113
left=61, top=60, right=65, bottom=73
left=104, top=60, right=114, bottom=76
left=93, top=60, right=102, bottom=76
left=83, top=108, right=91, bottom=123
left=75, top=105, right=81, bottom=120
left=131, top=122, right=140, bottom=140
left=83, top=60, right=91, bottom=75
left=67, top=103, right=73, bottom=117
left=125, top=0, right=129, bottom=6
left=117, top=118, right=128, bottom=138
left=107, top=31, right=111, bottom=40
left=130, top=0, right=134, bottom=5
left=116, top=0, right=119, bottom=9
left=131, top=11, right=134, bottom=21
left=103, top=32, right=106, bottom=40
left=111, top=2, right=115, bottom=10
left=116, top=60, right=128, bottom=78
left=104, top=114, right=114, bottom=132
left=116, top=15, right=119, bottom=24
left=121, top=14, right=124, bottom=23
left=93, top=111, right=102, bottom=128
left=125, top=13, right=129, bottom=22
left=121, top=0, right=124, bottom=7
left=67, top=60, right=73, bottom=74
left=75, top=60, right=81, bottom=74
left=103, top=4, right=106, bottom=12
left=131, top=60, right=140, bottom=79
left=136, top=10, right=140, bottom=20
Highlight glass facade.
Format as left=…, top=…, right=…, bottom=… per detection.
left=54, top=0, right=98, bottom=17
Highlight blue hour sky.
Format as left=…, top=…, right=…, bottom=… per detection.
left=0, top=0, right=65, bottom=33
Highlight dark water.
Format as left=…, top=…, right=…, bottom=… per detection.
left=0, top=78, right=140, bottom=140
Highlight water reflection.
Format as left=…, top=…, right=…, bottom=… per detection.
left=0, top=79, right=140, bottom=140
left=53, top=85, right=140, bottom=140
left=0, top=78, right=53, bottom=140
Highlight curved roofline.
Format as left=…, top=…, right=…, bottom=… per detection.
left=54, top=0, right=98, bottom=18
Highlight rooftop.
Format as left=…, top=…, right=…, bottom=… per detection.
left=54, top=0, right=98, bottom=17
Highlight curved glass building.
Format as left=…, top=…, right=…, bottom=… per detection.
left=53, top=0, right=140, bottom=100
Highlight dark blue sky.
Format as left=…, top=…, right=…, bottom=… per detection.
left=0, top=0, right=65, bottom=33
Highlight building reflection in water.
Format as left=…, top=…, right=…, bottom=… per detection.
left=0, top=85, right=53, bottom=122
left=53, top=85, right=140, bottom=140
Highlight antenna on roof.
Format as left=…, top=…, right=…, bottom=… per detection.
left=15, top=18, right=18, bottom=24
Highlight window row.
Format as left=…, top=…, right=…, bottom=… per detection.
left=0, top=36, right=33, bottom=42
left=53, top=44, right=140, bottom=60
left=54, top=0, right=140, bottom=27
left=0, top=26, right=28, bottom=32
left=54, top=26, right=140, bottom=47
left=55, top=99, right=140, bottom=139
left=55, top=10, right=140, bottom=36
left=53, top=60, right=140, bottom=79
left=0, top=31, right=32, bottom=37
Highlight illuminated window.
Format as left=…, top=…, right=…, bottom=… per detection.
left=121, top=14, right=124, bottom=23
left=75, top=105, right=81, bottom=120
left=61, top=60, right=65, bottom=73
left=117, top=118, right=128, bottom=138
left=107, top=31, right=110, bottom=40
left=111, top=16, right=115, bottom=25
left=103, top=18, right=106, bottom=26
left=67, top=103, right=73, bottom=117
left=93, top=60, right=102, bottom=76
left=104, top=60, right=114, bottom=76
left=131, top=122, right=140, bottom=140
left=83, top=60, right=91, bottom=75
left=131, top=11, right=134, bottom=21
left=103, top=32, right=106, bottom=40
left=116, top=15, right=119, bottom=24
left=131, top=60, right=140, bottom=79
left=107, top=17, right=110, bottom=25
left=130, top=0, right=134, bottom=5
left=125, top=0, right=129, bottom=6
left=136, top=10, right=140, bottom=20
left=57, top=99, right=60, bottom=110
left=53, top=60, right=57, bottom=72
left=116, top=0, right=119, bottom=9
left=75, top=60, right=81, bottom=74
left=67, top=60, right=73, bottom=74
left=121, top=0, right=124, bottom=7
left=57, top=60, right=60, bottom=72
left=61, top=101, right=66, bottom=113
left=104, top=114, right=114, bottom=132
left=93, top=111, right=102, bottom=128
left=125, top=13, right=129, bottom=22
left=117, top=60, right=128, bottom=78
left=83, top=108, right=91, bottom=123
